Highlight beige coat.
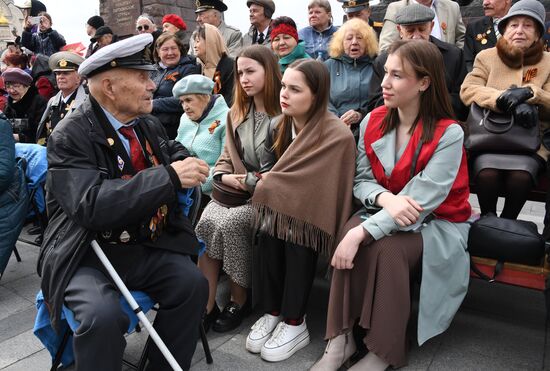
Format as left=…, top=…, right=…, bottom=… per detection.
left=379, top=0, right=465, bottom=52
left=460, top=47, right=550, bottom=159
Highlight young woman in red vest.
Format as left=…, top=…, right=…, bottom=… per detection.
left=311, top=40, right=472, bottom=371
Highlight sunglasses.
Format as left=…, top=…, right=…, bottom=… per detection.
left=136, top=25, right=150, bottom=31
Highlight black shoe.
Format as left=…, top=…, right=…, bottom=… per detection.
left=203, top=304, right=221, bottom=333
left=212, top=301, right=250, bottom=333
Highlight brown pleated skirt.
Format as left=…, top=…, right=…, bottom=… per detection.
left=325, top=215, right=423, bottom=368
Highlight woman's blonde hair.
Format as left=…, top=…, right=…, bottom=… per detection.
left=328, top=18, right=378, bottom=59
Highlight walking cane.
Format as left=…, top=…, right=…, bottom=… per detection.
left=91, top=240, right=183, bottom=371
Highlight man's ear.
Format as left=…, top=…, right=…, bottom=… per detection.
left=397, top=25, right=404, bottom=39
left=101, top=76, right=117, bottom=101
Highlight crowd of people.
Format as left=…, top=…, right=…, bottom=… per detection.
left=1, top=0, right=550, bottom=370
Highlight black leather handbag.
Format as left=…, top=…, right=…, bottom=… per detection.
left=211, top=178, right=251, bottom=208
left=465, top=103, right=540, bottom=154
left=468, top=213, right=545, bottom=269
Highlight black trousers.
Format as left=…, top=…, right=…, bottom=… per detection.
left=64, top=248, right=208, bottom=371
left=259, top=233, right=318, bottom=320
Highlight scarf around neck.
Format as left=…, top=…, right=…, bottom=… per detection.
left=496, top=36, right=544, bottom=69
left=251, top=112, right=356, bottom=256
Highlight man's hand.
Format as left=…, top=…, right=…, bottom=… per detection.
left=170, top=157, right=209, bottom=188
left=221, top=174, right=248, bottom=191
left=331, top=225, right=372, bottom=270
left=376, top=192, right=423, bottom=227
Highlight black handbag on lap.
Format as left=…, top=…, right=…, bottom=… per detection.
left=468, top=213, right=545, bottom=268
left=211, top=178, right=251, bottom=208
left=465, top=103, right=539, bottom=154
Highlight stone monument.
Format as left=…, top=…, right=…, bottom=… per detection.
left=0, top=0, right=25, bottom=49
left=100, top=0, right=197, bottom=38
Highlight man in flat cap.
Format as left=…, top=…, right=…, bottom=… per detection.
left=36, top=51, right=86, bottom=145
left=378, top=0, right=465, bottom=52
left=38, top=34, right=209, bottom=371
left=338, top=0, right=372, bottom=24
left=242, top=0, right=275, bottom=48
left=194, top=0, right=242, bottom=57
left=463, top=0, right=511, bottom=71
left=367, top=3, right=468, bottom=120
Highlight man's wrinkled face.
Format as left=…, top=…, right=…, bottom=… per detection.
left=110, top=69, right=156, bottom=117
left=398, top=22, right=434, bottom=41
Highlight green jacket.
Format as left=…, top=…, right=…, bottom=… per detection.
left=175, top=96, right=229, bottom=194
left=278, top=41, right=311, bottom=73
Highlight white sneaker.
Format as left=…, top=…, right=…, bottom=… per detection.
left=246, top=313, right=282, bottom=353
left=261, top=319, right=310, bottom=362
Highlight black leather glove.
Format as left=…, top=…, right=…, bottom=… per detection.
left=513, top=103, right=538, bottom=129
left=496, top=86, right=534, bottom=112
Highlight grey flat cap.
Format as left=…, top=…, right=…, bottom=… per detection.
left=78, top=33, right=155, bottom=78
left=395, top=3, right=435, bottom=25
left=498, top=0, right=546, bottom=36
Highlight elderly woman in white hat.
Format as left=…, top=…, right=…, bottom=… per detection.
left=173, top=74, right=229, bottom=198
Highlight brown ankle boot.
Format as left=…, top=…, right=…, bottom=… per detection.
left=310, top=332, right=356, bottom=371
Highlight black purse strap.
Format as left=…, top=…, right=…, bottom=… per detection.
left=470, top=257, right=504, bottom=282
left=482, top=107, right=515, bottom=134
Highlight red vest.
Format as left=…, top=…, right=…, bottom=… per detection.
left=364, top=106, right=471, bottom=223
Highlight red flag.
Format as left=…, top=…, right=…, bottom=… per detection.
left=61, top=43, right=86, bottom=57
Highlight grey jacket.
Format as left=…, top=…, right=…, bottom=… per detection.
left=325, top=54, right=375, bottom=134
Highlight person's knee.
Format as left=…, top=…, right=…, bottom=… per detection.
left=169, top=260, right=209, bottom=307
left=74, top=300, right=129, bottom=337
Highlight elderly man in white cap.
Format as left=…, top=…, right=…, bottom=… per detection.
left=36, top=51, right=87, bottom=145
left=38, top=34, right=209, bottom=371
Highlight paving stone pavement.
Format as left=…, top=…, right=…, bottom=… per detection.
left=1, top=197, right=549, bottom=370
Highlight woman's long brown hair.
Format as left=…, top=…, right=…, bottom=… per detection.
left=381, top=40, right=456, bottom=143
left=230, top=45, right=282, bottom=124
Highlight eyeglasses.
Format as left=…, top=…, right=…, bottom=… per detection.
left=159, top=46, right=179, bottom=53
left=136, top=25, right=150, bottom=31
left=5, top=82, right=24, bottom=90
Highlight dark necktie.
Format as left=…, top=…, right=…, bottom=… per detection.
left=257, top=32, right=265, bottom=44
left=118, top=126, right=147, bottom=172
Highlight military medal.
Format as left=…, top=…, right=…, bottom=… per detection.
left=117, top=155, right=125, bottom=171
left=119, top=230, right=130, bottom=243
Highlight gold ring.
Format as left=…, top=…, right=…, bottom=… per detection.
left=239, top=177, right=245, bottom=184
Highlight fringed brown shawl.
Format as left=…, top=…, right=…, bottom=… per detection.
left=251, top=112, right=356, bottom=256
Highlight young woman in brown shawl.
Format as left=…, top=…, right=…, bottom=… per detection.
left=245, top=59, right=356, bottom=362
left=196, top=45, right=281, bottom=333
